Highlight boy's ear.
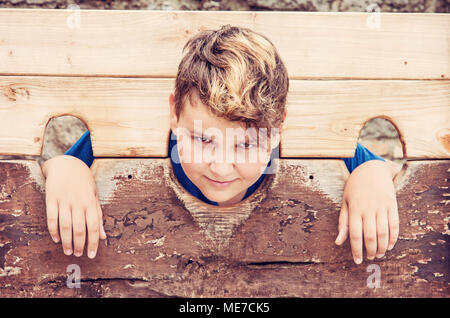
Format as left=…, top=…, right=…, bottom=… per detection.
left=169, top=93, right=178, bottom=132
left=271, top=109, right=286, bottom=148
left=270, top=132, right=281, bottom=151
left=270, top=119, right=284, bottom=151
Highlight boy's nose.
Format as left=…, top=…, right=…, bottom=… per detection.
left=209, top=161, right=234, bottom=179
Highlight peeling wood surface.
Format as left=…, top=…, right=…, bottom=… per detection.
left=0, top=159, right=448, bottom=297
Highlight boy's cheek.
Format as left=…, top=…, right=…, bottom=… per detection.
left=178, top=140, right=194, bottom=163
left=238, top=162, right=270, bottom=185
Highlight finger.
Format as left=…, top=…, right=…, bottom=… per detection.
left=388, top=200, right=399, bottom=250
left=96, top=198, right=107, bottom=240
left=376, top=210, right=389, bottom=258
left=363, top=214, right=377, bottom=260
left=72, top=205, right=86, bottom=257
left=349, top=213, right=363, bottom=264
left=46, top=197, right=60, bottom=243
left=86, top=205, right=99, bottom=259
left=58, top=203, right=73, bottom=256
left=335, top=200, right=349, bottom=245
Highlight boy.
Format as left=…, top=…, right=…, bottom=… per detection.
left=41, top=25, right=400, bottom=265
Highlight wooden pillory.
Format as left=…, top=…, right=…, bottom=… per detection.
left=0, top=9, right=449, bottom=297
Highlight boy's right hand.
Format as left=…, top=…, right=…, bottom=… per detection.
left=41, top=155, right=107, bottom=259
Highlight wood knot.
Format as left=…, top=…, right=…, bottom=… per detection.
left=436, top=128, right=450, bottom=153
left=2, top=85, right=30, bottom=102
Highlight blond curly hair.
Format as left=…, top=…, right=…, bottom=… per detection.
left=173, top=24, right=289, bottom=136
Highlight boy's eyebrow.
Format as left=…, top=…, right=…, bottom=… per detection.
left=187, top=127, right=258, bottom=143
left=188, top=127, right=212, bottom=138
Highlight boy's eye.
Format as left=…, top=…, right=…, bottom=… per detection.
left=237, top=142, right=257, bottom=149
left=193, top=135, right=211, bottom=143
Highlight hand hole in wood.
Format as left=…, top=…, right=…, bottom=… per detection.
left=358, top=116, right=406, bottom=185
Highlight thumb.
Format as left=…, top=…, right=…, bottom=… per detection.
left=335, top=199, right=349, bottom=245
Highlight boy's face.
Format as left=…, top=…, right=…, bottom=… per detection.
left=169, top=91, right=281, bottom=206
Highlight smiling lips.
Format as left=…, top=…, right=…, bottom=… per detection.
left=205, top=176, right=237, bottom=187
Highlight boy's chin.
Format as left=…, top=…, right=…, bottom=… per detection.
left=202, top=188, right=241, bottom=205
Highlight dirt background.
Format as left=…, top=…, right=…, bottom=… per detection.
left=0, top=0, right=448, bottom=12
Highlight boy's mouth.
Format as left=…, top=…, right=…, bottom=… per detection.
left=204, top=176, right=237, bottom=187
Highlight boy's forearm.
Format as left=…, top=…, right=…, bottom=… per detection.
left=350, top=159, right=398, bottom=183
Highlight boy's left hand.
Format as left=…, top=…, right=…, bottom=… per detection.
left=334, top=160, right=399, bottom=264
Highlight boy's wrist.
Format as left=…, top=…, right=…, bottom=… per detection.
left=41, top=156, right=60, bottom=178
left=41, top=155, right=84, bottom=178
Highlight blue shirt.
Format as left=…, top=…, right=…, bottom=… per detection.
left=65, top=130, right=385, bottom=205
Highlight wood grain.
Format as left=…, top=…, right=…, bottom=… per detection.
left=0, top=10, right=448, bottom=79
left=0, top=76, right=448, bottom=158
left=0, top=158, right=448, bottom=297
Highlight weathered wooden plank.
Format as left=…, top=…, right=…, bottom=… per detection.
left=0, top=10, right=448, bottom=79
left=0, top=159, right=448, bottom=297
left=283, top=80, right=450, bottom=159
left=0, top=76, right=448, bottom=158
left=0, top=76, right=172, bottom=157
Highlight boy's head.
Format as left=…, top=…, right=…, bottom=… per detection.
left=169, top=24, right=289, bottom=206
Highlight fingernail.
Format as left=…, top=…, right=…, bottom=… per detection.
left=64, top=249, right=72, bottom=256
left=376, top=253, right=384, bottom=259
left=367, top=256, right=375, bottom=260
left=355, top=258, right=362, bottom=264
left=74, top=251, right=82, bottom=257
left=88, top=251, right=96, bottom=259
